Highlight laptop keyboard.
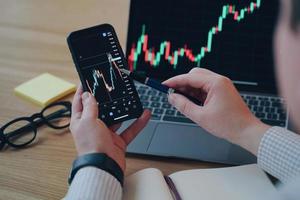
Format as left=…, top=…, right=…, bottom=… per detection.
left=136, top=84, right=287, bottom=127
left=241, top=94, right=287, bottom=127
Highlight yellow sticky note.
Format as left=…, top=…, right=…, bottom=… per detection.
left=14, top=73, right=76, bottom=107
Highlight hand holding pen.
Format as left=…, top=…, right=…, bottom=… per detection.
left=120, top=69, right=203, bottom=106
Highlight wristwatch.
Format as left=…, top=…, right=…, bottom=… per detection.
left=68, top=153, right=124, bottom=186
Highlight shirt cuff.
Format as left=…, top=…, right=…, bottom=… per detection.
left=65, top=167, right=122, bottom=200
left=257, top=126, right=300, bottom=183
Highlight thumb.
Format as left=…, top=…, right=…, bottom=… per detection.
left=81, top=92, right=99, bottom=119
left=168, top=93, right=203, bottom=123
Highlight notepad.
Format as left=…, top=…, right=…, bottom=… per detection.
left=14, top=73, right=76, bottom=107
left=123, top=164, right=278, bottom=200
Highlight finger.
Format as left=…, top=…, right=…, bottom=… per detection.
left=109, top=123, right=122, bottom=132
left=168, top=93, right=203, bottom=123
left=81, top=92, right=99, bottom=119
left=120, top=110, right=151, bottom=145
left=71, top=84, right=83, bottom=120
left=163, top=73, right=215, bottom=92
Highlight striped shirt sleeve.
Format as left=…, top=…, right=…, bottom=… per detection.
left=257, top=126, right=300, bottom=183
left=65, top=167, right=122, bottom=200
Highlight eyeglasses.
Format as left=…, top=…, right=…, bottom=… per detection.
left=0, top=101, right=71, bottom=150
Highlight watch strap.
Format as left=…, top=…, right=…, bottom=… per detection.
left=68, top=153, right=124, bottom=186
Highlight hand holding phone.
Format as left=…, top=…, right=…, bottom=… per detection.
left=67, top=24, right=143, bottom=125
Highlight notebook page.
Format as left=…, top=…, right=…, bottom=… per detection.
left=169, top=164, right=277, bottom=200
left=123, top=168, right=173, bottom=200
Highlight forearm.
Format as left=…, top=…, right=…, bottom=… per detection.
left=65, top=167, right=122, bottom=200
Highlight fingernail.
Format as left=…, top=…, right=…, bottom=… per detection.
left=82, top=92, right=90, bottom=101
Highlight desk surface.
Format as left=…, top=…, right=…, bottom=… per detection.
left=0, top=1, right=223, bottom=199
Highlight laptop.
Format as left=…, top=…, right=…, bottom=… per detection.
left=120, top=0, right=287, bottom=165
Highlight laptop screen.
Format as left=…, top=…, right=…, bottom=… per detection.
left=126, top=0, right=279, bottom=94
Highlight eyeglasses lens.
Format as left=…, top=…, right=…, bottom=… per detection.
left=43, top=104, right=71, bottom=128
left=3, top=119, right=35, bottom=146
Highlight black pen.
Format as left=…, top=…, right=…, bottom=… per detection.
left=120, top=69, right=202, bottom=106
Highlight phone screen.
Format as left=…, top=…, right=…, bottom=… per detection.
left=67, top=24, right=143, bottom=125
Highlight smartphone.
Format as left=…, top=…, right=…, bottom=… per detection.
left=67, top=24, right=143, bottom=126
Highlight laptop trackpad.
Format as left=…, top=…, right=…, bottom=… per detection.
left=147, top=123, right=231, bottom=162
left=120, top=120, right=157, bottom=153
